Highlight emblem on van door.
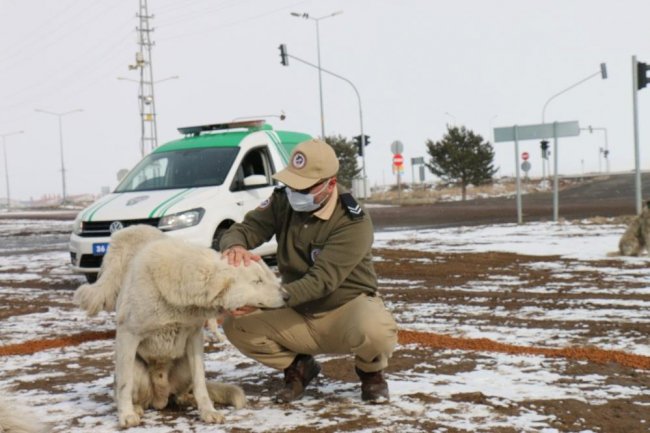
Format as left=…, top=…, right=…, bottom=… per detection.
left=126, top=195, right=149, bottom=206
left=109, top=221, right=124, bottom=233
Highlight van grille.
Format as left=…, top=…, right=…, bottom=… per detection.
left=80, top=254, right=104, bottom=268
left=79, top=218, right=160, bottom=237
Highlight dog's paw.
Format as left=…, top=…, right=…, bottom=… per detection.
left=229, top=387, right=247, bottom=409
left=134, top=405, right=144, bottom=416
left=199, top=408, right=225, bottom=424
left=119, top=411, right=141, bottom=428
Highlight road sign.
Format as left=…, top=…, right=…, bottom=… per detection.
left=411, top=156, right=424, bottom=165
left=521, top=161, right=531, bottom=172
left=493, top=121, right=580, bottom=143
left=393, top=153, right=404, bottom=167
left=522, top=151, right=529, bottom=161
left=390, top=140, right=404, bottom=154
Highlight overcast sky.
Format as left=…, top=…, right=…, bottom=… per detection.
left=1, top=0, right=650, bottom=200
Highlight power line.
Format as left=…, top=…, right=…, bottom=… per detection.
left=0, top=0, right=123, bottom=72
left=158, top=0, right=308, bottom=42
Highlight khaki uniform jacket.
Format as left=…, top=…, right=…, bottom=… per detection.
left=219, top=185, right=377, bottom=314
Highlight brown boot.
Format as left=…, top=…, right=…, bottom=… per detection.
left=356, top=367, right=389, bottom=403
left=275, top=354, right=321, bottom=403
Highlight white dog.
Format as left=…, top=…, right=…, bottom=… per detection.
left=0, top=395, right=51, bottom=433
left=74, top=225, right=288, bottom=428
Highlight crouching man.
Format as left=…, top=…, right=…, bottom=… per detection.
left=220, top=138, right=398, bottom=404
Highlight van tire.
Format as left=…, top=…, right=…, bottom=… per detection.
left=85, top=273, right=98, bottom=284
left=211, top=228, right=227, bottom=251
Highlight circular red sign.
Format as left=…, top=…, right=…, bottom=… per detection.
left=521, top=151, right=529, bottom=161
left=393, top=153, right=404, bottom=166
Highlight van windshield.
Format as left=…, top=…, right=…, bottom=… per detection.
left=115, top=147, right=240, bottom=192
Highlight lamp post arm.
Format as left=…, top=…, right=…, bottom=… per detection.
left=287, top=53, right=367, bottom=195
left=287, top=54, right=362, bottom=121
left=541, top=70, right=602, bottom=123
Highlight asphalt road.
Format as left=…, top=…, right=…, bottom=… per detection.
left=2, top=172, right=648, bottom=231
left=368, top=172, right=649, bottom=230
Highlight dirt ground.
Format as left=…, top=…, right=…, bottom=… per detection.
left=1, top=199, right=649, bottom=432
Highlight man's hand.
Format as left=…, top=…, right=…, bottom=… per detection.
left=227, top=306, right=259, bottom=317
left=222, top=245, right=261, bottom=267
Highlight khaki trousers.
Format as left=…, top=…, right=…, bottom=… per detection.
left=222, top=294, right=398, bottom=372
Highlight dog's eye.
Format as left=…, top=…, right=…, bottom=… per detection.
left=255, top=278, right=263, bottom=284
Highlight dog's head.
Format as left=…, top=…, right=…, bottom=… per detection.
left=218, top=260, right=289, bottom=311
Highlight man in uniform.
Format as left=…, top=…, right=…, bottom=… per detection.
left=220, top=138, right=398, bottom=404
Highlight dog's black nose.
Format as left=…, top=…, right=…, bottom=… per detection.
left=281, top=288, right=291, bottom=302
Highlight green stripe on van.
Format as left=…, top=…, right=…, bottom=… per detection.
left=157, top=188, right=196, bottom=217
left=86, top=194, right=122, bottom=222
left=148, top=188, right=192, bottom=218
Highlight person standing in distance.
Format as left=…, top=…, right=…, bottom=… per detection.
left=220, top=138, right=398, bottom=404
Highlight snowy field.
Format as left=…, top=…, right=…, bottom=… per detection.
left=1, top=216, right=649, bottom=433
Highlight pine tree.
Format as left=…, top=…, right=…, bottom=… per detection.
left=324, top=135, right=361, bottom=190
left=425, top=125, right=498, bottom=200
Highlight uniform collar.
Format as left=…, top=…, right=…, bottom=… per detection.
left=313, top=186, right=338, bottom=220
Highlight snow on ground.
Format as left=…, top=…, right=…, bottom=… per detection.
left=1, top=217, right=649, bottom=432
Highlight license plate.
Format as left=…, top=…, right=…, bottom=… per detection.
left=92, top=243, right=109, bottom=256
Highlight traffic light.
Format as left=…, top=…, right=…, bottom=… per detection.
left=637, top=60, right=650, bottom=90
left=278, top=44, right=289, bottom=66
left=353, top=135, right=370, bottom=156
left=540, top=140, right=549, bottom=159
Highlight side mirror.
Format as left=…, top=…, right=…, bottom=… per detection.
left=116, top=168, right=129, bottom=182
left=243, top=174, right=268, bottom=187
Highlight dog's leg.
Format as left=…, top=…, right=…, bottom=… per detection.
left=115, top=329, right=142, bottom=428
left=206, top=382, right=246, bottom=409
left=187, top=329, right=224, bottom=424
left=204, top=317, right=227, bottom=343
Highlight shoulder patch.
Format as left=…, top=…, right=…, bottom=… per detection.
left=339, top=193, right=364, bottom=220
left=257, top=197, right=272, bottom=209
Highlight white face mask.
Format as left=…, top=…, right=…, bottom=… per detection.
left=285, top=181, right=329, bottom=212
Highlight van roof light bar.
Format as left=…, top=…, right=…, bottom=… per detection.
left=177, top=119, right=267, bottom=136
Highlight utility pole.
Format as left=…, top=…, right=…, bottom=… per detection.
left=1, top=130, right=24, bottom=210
left=290, top=11, right=343, bottom=138
left=130, top=0, right=158, bottom=157
left=35, top=109, right=83, bottom=205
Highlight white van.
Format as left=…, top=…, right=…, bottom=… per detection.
left=69, top=120, right=311, bottom=282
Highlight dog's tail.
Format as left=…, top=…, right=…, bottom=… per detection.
left=206, top=382, right=247, bottom=409
left=0, top=395, right=51, bottom=433
left=73, top=225, right=166, bottom=316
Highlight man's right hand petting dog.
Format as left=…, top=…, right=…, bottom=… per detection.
left=74, top=225, right=289, bottom=428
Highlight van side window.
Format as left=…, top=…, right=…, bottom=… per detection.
left=230, top=147, right=274, bottom=191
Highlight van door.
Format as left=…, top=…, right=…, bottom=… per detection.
left=229, top=146, right=277, bottom=219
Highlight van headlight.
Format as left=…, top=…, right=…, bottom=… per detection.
left=72, top=217, right=84, bottom=235
left=158, top=208, right=205, bottom=231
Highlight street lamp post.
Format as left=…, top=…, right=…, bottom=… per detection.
left=1, top=130, right=24, bottom=210
left=279, top=47, right=368, bottom=197
left=542, top=63, right=608, bottom=124
left=35, top=108, right=83, bottom=204
left=290, top=10, right=343, bottom=138
left=540, top=63, right=607, bottom=188
left=581, top=126, right=609, bottom=173
left=231, top=111, right=286, bottom=122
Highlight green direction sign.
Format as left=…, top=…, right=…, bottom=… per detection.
left=493, top=121, right=580, bottom=143
left=411, top=157, right=425, bottom=164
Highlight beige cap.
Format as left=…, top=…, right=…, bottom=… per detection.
left=273, top=139, right=339, bottom=190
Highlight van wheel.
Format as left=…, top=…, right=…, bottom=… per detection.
left=211, top=229, right=227, bottom=251
left=85, top=273, right=98, bottom=284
